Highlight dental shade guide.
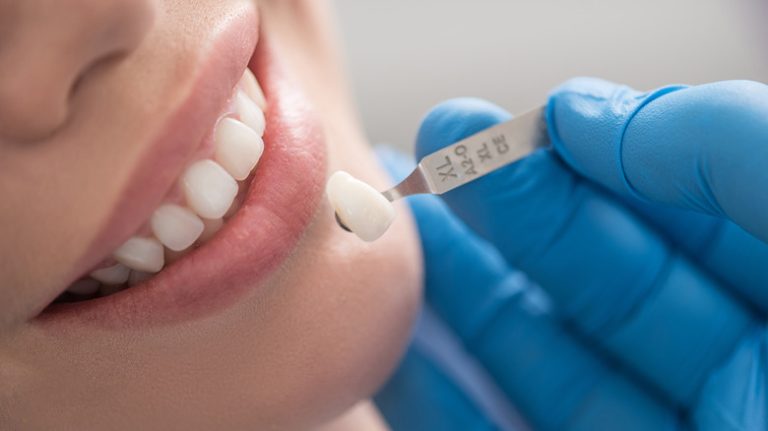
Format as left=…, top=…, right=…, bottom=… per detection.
left=329, top=105, right=549, bottom=241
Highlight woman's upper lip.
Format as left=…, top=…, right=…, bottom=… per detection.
left=64, top=6, right=260, bottom=288
left=36, top=9, right=328, bottom=327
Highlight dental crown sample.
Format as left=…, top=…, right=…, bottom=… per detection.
left=326, top=171, right=395, bottom=242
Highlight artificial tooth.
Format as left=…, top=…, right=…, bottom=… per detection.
left=239, top=68, right=267, bottom=110
left=114, top=237, right=165, bottom=273
left=181, top=160, right=238, bottom=219
left=326, top=171, right=395, bottom=242
left=214, top=117, right=264, bottom=181
left=68, top=279, right=101, bottom=296
left=198, top=217, right=223, bottom=243
left=151, top=204, right=205, bottom=251
left=90, top=263, right=131, bottom=285
left=128, top=271, right=152, bottom=286
left=235, top=91, right=266, bottom=136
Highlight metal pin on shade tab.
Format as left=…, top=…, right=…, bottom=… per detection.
left=326, top=105, right=550, bottom=242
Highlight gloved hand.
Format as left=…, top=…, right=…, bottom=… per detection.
left=375, top=78, right=768, bottom=430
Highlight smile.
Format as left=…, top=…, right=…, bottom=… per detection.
left=59, top=69, right=266, bottom=300
left=39, top=9, right=327, bottom=327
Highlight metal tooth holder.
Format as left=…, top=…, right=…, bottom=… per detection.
left=336, top=105, right=550, bottom=232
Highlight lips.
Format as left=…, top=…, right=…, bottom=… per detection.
left=38, top=11, right=327, bottom=328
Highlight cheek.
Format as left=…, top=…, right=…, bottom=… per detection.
left=252, top=203, right=423, bottom=426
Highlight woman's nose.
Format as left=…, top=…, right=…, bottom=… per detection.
left=0, top=0, right=156, bottom=142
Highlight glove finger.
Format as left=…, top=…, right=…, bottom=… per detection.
left=378, top=146, right=678, bottom=431
left=413, top=101, right=756, bottom=408
left=617, top=199, right=768, bottom=315
left=375, top=346, right=500, bottom=431
left=691, top=327, right=768, bottom=430
left=548, top=78, right=768, bottom=243
left=549, top=77, right=768, bottom=313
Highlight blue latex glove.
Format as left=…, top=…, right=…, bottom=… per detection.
left=375, top=78, right=768, bottom=430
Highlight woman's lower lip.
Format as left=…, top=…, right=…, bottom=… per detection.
left=37, top=36, right=327, bottom=329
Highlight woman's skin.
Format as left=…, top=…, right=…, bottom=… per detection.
left=0, top=0, right=421, bottom=429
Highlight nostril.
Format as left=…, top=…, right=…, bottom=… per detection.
left=0, top=0, right=156, bottom=143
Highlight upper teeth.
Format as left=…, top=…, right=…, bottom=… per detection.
left=182, top=159, right=239, bottom=219
left=74, top=70, right=267, bottom=296
left=239, top=68, right=267, bottom=110
left=150, top=204, right=205, bottom=251
left=234, top=91, right=266, bottom=136
left=114, top=237, right=165, bottom=273
left=214, top=117, right=264, bottom=181
left=90, top=263, right=131, bottom=284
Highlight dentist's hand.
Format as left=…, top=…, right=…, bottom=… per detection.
left=376, top=78, right=768, bottom=430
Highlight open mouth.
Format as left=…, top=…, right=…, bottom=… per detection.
left=39, top=10, right=327, bottom=326
left=53, top=69, right=267, bottom=304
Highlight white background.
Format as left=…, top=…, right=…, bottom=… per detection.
left=335, top=0, right=768, bottom=150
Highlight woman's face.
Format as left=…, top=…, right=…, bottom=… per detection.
left=0, top=0, right=422, bottom=429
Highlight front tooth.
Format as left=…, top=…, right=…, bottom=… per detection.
left=239, top=68, right=267, bottom=110
left=181, top=160, right=238, bottom=219
left=90, top=263, right=130, bottom=285
left=214, top=118, right=264, bottom=181
left=113, top=237, right=165, bottom=273
left=150, top=204, right=205, bottom=251
left=235, top=91, right=266, bottom=136
left=68, top=279, right=101, bottom=296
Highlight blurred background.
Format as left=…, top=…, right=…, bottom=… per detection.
left=335, top=0, right=768, bottom=150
